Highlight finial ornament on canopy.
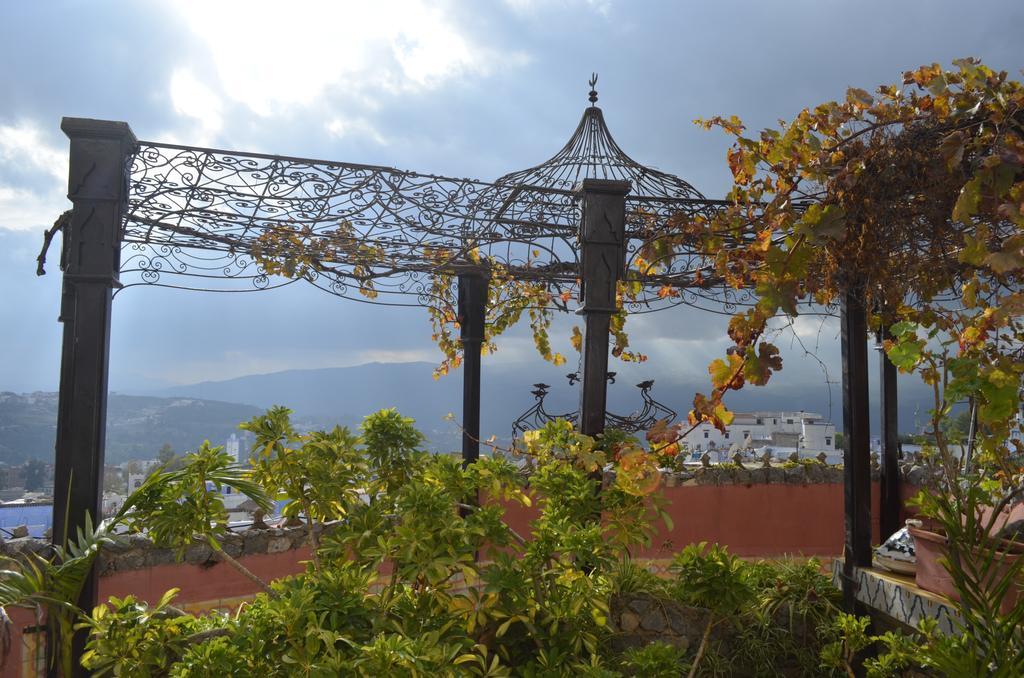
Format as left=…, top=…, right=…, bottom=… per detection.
left=588, top=73, right=598, bottom=104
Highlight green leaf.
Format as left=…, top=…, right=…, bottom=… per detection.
left=756, top=278, right=800, bottom=316
left=795, top=204, right=846, bottom=242
left=743, top=343, right=783, bottom=386
left=714, top=403, right=735, bottom=427
left=959, top=230, right=989, bottom=266
left=952, top=176, right=982, bottom=223
left=886, top=339, right=924, bottom=371
left=979, top=378, right=1019, bottom=424
left=984, top=250, right=1024, bottom=274
left=888, top=321, right=918, bottom=338
left=709, top=354, right=742, bottom=389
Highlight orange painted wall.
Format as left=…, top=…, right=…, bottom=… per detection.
left=503, top=481, right=885, bottom=560
left=98, top=547, right=315, bottom=609
left=1, top=550, right=316, bottom=678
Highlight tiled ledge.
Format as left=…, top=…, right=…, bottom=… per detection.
left=831, top=560, right=962, bottom=635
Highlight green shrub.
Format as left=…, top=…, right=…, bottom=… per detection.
left=620, top=641, right=689, bottom=677
left=79, top=589, right=211, bottom=676
left=54, top=410, right=913, bottom=676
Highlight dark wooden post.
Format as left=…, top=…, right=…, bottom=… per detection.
left=878, top=326, right=901, bottom=539
left=575, top=179, right=630, bottom=437
left=458, top=271, right=488, bottom=468
left=53, top=118, right=135, bottom=676
left=840, top=284, right=873, bottom=611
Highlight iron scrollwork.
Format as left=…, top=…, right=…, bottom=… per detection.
left=511, top=376, right=677, bottom=438
left=113, top=81, right=753, bottom=320
left=511, top=383, right=579, bottom=438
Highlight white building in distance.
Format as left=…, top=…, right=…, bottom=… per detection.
left=679, top=411, right=837, bottom=461
left=226, top=433, right=242, bottom=464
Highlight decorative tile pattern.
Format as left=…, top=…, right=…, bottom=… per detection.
left=831, top=560, right=962, bottom=635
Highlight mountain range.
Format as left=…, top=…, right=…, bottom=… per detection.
left=1, top=361, right=936, bottom=466
left=0, top=392, right=263, bottom=466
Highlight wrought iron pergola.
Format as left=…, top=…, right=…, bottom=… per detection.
left=100, top=78, right=745, bottom=450
left=44, top=77, right=895, bottom=671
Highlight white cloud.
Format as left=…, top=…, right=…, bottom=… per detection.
left=0, top=186, right=64, bottom=232
left=169, top=68, right=223, bottom=144
left=0, top=123, right=67, bottom=182
left=326, top=117, right=389, bottom=145
left=0, top=122, right=68, bottom=231
left=767, top=314, right=840, bottom=359
left=502, top=0, right=611, bottom=16
left=641, top=336, right=727, bottom=379
left=167, top=0, right=505, bottom=117
left=788, top=313, right=839, bottom=340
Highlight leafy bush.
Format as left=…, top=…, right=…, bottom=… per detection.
left=607, top=558, right=665, bottom=597
left=78, top=589, right=213, bottom=676
left=2, top=409, right=924, bottom=676
left=620, top=641, right=689, bottom=677
left=68, top=412, right=680, bottom=676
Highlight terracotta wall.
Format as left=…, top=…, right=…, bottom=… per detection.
left=503, top=480, right=887, bottom=560
left=99, top=548, right=315, bottom=610
left=2, top=550, right=323, bottom=677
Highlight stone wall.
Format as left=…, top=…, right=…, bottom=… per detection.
left=96, top=524, right=319, bottom=575
left=0, top=522, right=321, bottom=574
left=609, top=592, right=710, bottom=653
left=652, top=458, right=935, bottom=488
left=655, top=462, right=850, bottom=487
left=608, top=592, right=829, bottom=677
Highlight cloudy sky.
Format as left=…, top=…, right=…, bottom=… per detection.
left=1, top=0, right=1022, bottom=424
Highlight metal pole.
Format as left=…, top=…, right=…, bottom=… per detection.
left=458, top=271, right=488, bottom=467
left=878, top=326, right=901, bottom=539
left=52, top=118, right=135, bottom=677
left=840, top=284, right=873, bottom=611
left=575, top=179, right=630, bottom=437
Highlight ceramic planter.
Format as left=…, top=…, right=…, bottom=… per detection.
left=909, top=526, right=1023, bottom=615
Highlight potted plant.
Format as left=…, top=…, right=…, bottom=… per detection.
left=909, top=486, right=1024, bottom=615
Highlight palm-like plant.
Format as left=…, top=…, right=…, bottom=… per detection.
left=911, top=477, right=1024, bottom=677
left=0, top=469, right=166, bottom=676
left=125, top=442, right=275, bottom=592
left=0, top=444, right=273, bottom=675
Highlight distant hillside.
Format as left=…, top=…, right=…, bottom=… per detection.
left=2, top=361, right=936, bottom=466
left=150, top=361, right=497, bottom=452
left=0, top=392, right=264, bottom=465
left=148, top=360, right=935, bottom=442
left=154, top=362, right=461, bottom=422
left=146, top=361, right=711, bottom=449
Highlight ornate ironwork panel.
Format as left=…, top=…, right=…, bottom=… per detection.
left=511, top=376, right=677, bottom=438
left=115, top=77, right=750, bottom=317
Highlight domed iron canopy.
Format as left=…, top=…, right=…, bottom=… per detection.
left=493, top=74, right=706, bottom=201
left=464, top=74, right=732, bottom=313
left=492, top=77, right=699, bottom=436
